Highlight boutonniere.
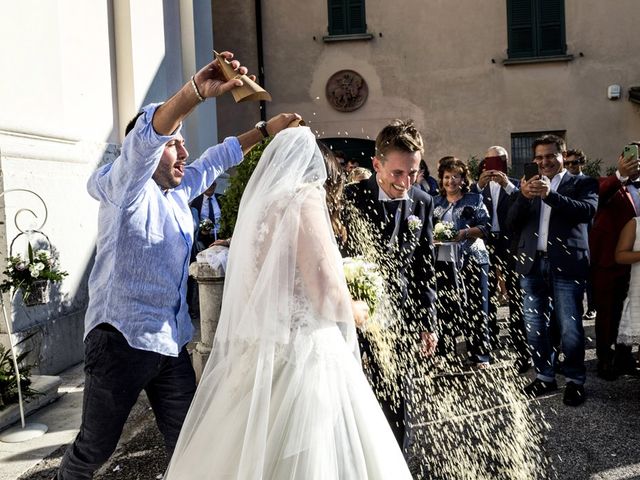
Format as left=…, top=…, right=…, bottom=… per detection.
left=407, top=215, right=423, bottom=231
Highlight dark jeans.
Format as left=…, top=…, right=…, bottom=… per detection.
left=57, top=324, right=196, bottom=480
left=521, top=256, right=587, bottom=384
left=436, top=259, right=492, bottom=362
left=487, top=235, right=527, bottom=361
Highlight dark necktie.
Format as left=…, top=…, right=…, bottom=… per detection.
left=207, top=197, right=215, bottom=221
left=381, top=199, right=404, bottom=248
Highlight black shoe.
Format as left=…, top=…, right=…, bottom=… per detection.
left=514, top=357, right=531, bottom=374
left=563, top=381, right=585, bottom=406
left=523, top=378, right=558, bottom=397
left=597, top=358, right=618, bottom=381
left=583, top=309, right=597, bottom=321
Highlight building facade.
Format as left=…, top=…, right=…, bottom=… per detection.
left=213, top=0, right=640, bottom=174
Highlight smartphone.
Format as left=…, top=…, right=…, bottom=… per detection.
left=623, top=144, right=639, bottom=162
left=523, top=162, right=539, bottom=181
left=483, top=156, right=507, bottom=173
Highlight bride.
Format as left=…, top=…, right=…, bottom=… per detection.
left=164, top=127, right=411, bottom=479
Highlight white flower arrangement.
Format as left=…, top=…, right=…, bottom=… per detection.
left=343, top=256, right=385, bottom=316
left=199, top=218, right=214, bottom=233
left=1, top=245, right=67, bottom=301
left=407, top=215, right=422, bottom=231
left=433, top=221, right=458, bottom=242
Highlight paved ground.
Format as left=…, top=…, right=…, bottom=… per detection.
left=9, top=318, right=640, bottom=480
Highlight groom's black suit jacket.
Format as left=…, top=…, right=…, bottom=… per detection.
left=344, top=175, right=438, bottom=334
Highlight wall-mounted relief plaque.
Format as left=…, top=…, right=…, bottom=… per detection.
left=325, top=70, right=368, bottom=112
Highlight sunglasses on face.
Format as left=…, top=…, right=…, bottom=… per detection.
left=564, top=160, right=584, bottom=167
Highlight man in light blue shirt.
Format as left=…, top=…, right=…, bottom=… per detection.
left=58, top=52, right=299, bottom=479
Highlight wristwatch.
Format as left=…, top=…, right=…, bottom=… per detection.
left=255, top=121, right=269, bottom=139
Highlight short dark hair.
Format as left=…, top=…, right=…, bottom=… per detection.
left=333, top=150, right=348, bottom=163
left=125, top=112, right=144, bottom=137
left=566, top=148, right=586, bottom=164
left=375, top=119, right=424, bottom=160
left=532, top=134, right=566, bottom=155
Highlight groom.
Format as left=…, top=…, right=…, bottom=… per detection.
left=344, top=119, right=438, bottom=449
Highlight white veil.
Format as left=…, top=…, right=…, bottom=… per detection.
left=166, top=127, right=386, bottom=479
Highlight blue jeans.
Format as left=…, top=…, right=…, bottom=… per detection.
left=57, top=324, right=196, bottom=479
left=520, top=256, right=586, bottom=384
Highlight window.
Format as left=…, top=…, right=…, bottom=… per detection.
left=507, top=0, right=566, bottom=59
left=328, top=0, right=366, bottom=36
left=511, top=130, right=565, bottom=177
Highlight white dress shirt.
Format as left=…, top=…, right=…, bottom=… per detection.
left=537, top=169, right=568, bottom=252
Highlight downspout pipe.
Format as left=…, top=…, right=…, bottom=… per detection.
left=255, top=0, right=266, bottom=121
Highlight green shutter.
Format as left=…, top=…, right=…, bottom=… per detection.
left=507, top=0, right=566, bottom=58
left=328, top=0, right=366, bottom=35
left=507, top=0, right=535, bottom=58
left=328, top=0, right=347, bottom=35
left=537, top=0, right=566, bottom=55
left=347, top=0, right=366, bottom=34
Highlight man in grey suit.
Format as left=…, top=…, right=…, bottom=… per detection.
left=506, top=134, right=598, bottom=407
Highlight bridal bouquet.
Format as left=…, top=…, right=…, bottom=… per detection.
left=433, top=221, right=458, bottom=242
left=342, top=256, right=385, bottom=316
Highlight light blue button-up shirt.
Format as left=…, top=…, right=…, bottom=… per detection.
left=85, top=103, right=243, bottom=356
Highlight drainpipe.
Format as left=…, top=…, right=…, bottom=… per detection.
left=255, top=0, right=266, bottom=121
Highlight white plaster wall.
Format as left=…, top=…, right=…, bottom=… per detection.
left=0, top=0, right=217, bottom=374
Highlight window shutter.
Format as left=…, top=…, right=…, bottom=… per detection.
left=537, top=0, right=566, bottom=56
left=347, top=0, right=366, bottom=34
left=507, top=0, right=535, bottom=58
left=328, top=0, right=347, bottom=36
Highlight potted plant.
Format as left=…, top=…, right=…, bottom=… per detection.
left=0, top=244, right=68, bottom=306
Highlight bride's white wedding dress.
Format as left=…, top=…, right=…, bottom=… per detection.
left=165, top=127, right=411, bottom=479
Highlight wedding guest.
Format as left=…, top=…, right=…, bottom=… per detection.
left=590, top=145, right=640, bottom=379
left=416, top=160, right=439, bottom=196
left=345, top=158, right=360, bottom=174
left=190, top=182, right=223, bottom=251
left=565, top=148, right=587, bottom=176
left=344, top=119, right=438, bottom=450
left=433, top=157, right=492, bottom=367
left=472, top=146, right=527, bottom=372
left=187, top=181, right=223, bottom=318
left=347, top=166, right=372, bottom=184
left=565, top=150, right=597, bottom=319
left=507, top=134, right=598, bottom=407
left=614, top=215, right=640, bottom=351
left=57, top=52, right=300, bottom=479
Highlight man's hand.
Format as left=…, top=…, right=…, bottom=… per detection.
left=477, top=170, right=494, bottom=190
left=351, top=300, right=370, bottom=328
left=266, top=113, right=303, bottom=137
left=618, top=154, right=639, bottom=179
left=492, top=170, right=509, bottom=188
left=520, top=175, right=549, bottom=199
left=193, top=51, right=252, bottom=99
left=421, top=332, right=438, bottom=357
